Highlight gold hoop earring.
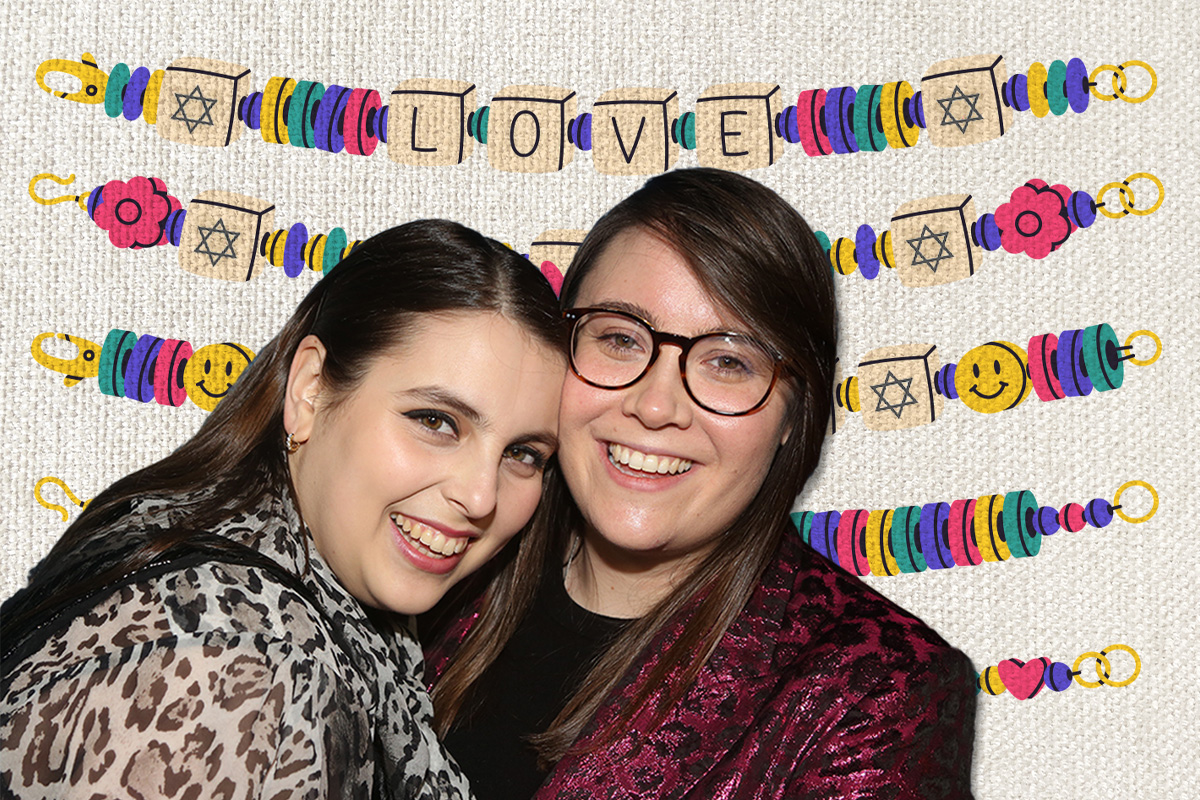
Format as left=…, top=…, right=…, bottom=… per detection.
left=285, top=432, right=301, bottom=453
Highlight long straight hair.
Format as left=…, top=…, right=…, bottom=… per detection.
left=433, top=168, right=837, bottom=764
left=2, top=219, right=564, bottom=637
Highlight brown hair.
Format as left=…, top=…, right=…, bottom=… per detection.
left=3, top=219, right=564, bottom=636
left=433, top=168, right=837, bottom=764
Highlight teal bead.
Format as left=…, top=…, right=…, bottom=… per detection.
left=1047, top=60, right=1069, bottom=116
left=853, top=84, right=887, bottom=152
left=104, top=62, right=131, bottom=119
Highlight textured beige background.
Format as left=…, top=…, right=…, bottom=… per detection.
left=2, top=1, right=1197, bottom=796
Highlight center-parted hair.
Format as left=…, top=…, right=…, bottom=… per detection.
left=433, top=168, right=837, bottom=764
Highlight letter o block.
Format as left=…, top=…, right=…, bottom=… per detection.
left=155, top=58, right=250, bottom=147
left=388, top=79, right=476, bottom=166
left=695, top=83, right=783, bottom=170
left=592, top=88, right=678, bottom=175
left=922, top=55, right=1012, bottom=147
left=178, top=191, right=275, bottom=281
left=488, top=86, right=577, bottom=173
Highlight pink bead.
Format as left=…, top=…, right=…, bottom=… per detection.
left=1059, top=502, right=1086, bottom=533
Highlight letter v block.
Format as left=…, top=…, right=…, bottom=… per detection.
left=388, top=79, right=476, bottom=166
left=591, top=88, right=679, bottom=175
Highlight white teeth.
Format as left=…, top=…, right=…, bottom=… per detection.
left=607, top=444, right=692, bottom=476
left=390, top=514, right=468, bottom=558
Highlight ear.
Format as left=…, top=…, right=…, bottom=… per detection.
left=283, top=335, right=327, bottom=444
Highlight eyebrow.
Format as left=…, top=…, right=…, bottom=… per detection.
left=590, top=299, right=746, bottom=338
left=402, top=386, right=560, bottom=450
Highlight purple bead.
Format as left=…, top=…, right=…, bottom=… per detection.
left=1067, top=191, right=1097, bottom=228
left=972, top=213, right=1002, bottom=251
left=855, top=224, right=879, bottom=279
left=809, top=511, right=841, bottom=564
left=1035, top=506, right=1061, bottom=536
left=376, top=105, right=389, bottom=143
left=1007, top=74, right=1030, bottom=111
left=164, top=209, right=186, bottom=246
left=935, top=363, right=958, bottom=398
left=1044, top=661, right=1074, bottom=692
left=283, top=223, right=309, bottom=278
left=824, top=87, right=858, bottom=153
left=909, top=91, right=925, bottom=128
left=777, top=105, right=801, bottom=143
left=1066, top=57, right=1090, bottom=114
left=1083, top=498, right=1114, bottom=528
left=87, top=186, right=104, bottom=219
left=577, top=113, right=592, bottom=150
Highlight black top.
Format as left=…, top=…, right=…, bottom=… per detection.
left=444, top=568, right=630, bottom=800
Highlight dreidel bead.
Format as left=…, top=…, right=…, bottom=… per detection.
left=855, top=224, right=880, bottom=278
left=1083, top=498, right=1114, bottom=529
left=1065, top=58, right=1090, bottom=114
left=776, top=105, right=801, bottom=144
left=1003, top=73, right=1030, bottom=111
left=1059, top=502, right=1087, bottom=533
left=467, top=106, right=489, bottom=144
left=1067, top=190, right=1098, bottom=228
left=567, top=113, right=593, bottom=150
left=1035, top=506, right=1061, bottom=536
left=1044, top=661, right=1074, bottom=692
left=948, top=498, right=982, bottom=566
left=824, top=86, right=858, bottom=153
left=797, top=89, right=832, bottom=156
left=972, top=213, right=1003, bottom=251
left=1046, top=60, right=1070, bottom=116
left=123, top=66, right=151, bottom=121
left=672, top=112, right=697, bottom=150
left=934, top=363, right=958, bottom=399
left=104, top=62, right=131, bottom=118
left=830, top=237, right=857, bottom=275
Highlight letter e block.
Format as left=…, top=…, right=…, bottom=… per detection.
left=890, top=194, right=981, bottom=288
left=529, top=229, right=588, bottom=291
left=857, top=345, right=942, bottom=431
left=488, top=86, right=577, bottom=173
left=155, top=58, right=250, bottom=147
left=388, top=79, right=475, bottom=166
left=178, top=191, right=275, bottom=281
left=592, top=88, right=678, bottom=175
left=695, top=83, right=783, bottom=170
left=921, top=55, right=1012, bottom=147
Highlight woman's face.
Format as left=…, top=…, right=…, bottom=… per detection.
left=559, top=229, right=791, bottom=566
left=286, top=311, right=565, bottom=615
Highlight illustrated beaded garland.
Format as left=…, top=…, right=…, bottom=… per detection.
left=34, top=477, right=91, bottom=522
left=31, top=329, right=255, bottom=412
left=813, top=172, right=1163, bottom=287
left=34, top=52, right=1157, bottom=175
left=976, top=643, right=1141, bottom=699
left=790, top=480, right=1158, bottom=576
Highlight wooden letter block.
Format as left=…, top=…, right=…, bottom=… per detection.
left=488, top=85, right=577, bottom=173
left=921, top=55, right=1012, bottom=147
left=890, top=194, right=981, bottom=288
left=591, top=88, right=678, bottom=175
left=528, top=229, right=588, bottom=294
left=857, top=344, right=943, bottom=431
left=695, top=83, right=783, bottom=170
left=155, top=58, right=250, bottom=147
left=388, top=79, right=475, bottom=166
left=178, top=191, right=275, bottom=281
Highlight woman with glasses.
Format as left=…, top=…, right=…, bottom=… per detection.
left=426, top=168, right=976, bottom=799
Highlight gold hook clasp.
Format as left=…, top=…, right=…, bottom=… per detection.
left=35, top=52, right=107, bottom=104
left=31, top=332, right=102, bottom=387
left=35, top=477, right=91, bottom=522
left=29, top=173, right=89, bottom=211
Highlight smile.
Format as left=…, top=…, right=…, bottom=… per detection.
left=607, top=443, right=693, bottom=476
left=196, top=379, right=230, bottom=398
left=390, top=513, right=470, bottom=558
left=969, top=381, right=1008, bottom=400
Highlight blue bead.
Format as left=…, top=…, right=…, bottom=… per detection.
left=855, top=224, right=879, bottom=279
left=1067, top=191, right=1097, bottom=228
left=1057, top=329, right=1093, bottom=397
left=824, top=87, right=857, bottom=153
left=778, top=105, right=801, bottom=144
left=1035, top=506, right=1061, bottom=536
left=165, top=209, right=186, bottom=246
left=1083, top=498, right=1114, bottom=528
left=809, top=511, right=841, bottom=564
left=244, top=92, right=262, bottom=130
left=315, top=85, right=351, bottom=152
left=376, top=105, right=389, bottom=143
left=911, top=91, right=925, bottom=127
left=1008, top=74, right=1030, bottom=112
left=1066, top=58, right=1090, bottom=114
left=283, top=223, right=309, bottom=278
left=577, top=113, right=592, bottom=150
left=973, top=213, right=1002, bottom=251
left=1045, top=661, right=1074, bottom=691
left=920, top=502, right=954, bottom=568
left=935, top=364, right=958, bottom=398
left=122, top=66, right=150, bottom=121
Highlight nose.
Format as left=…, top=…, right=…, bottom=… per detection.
left=621, top=346, right=694, bottom=429
left=444, top=450, right=500, bottom=524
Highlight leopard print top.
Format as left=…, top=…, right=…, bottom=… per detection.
left=0, top=487, right=471, bottom=800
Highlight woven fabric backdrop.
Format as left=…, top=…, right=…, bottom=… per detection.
left=2, top=1, right=1197, bottom=796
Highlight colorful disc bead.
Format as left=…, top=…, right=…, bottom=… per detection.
left=1046, top=60, right=1070, bottom=116
left=287, top=81, right=326, bottom=149
left=920, top=502, right=954, bottom=569
left=153, top=339, right=193, bottom=407
left=344, top=88, right=383, bottom=156
left=837, top=509, right=871, bottom=576
left=123, top=334, right=164, bottom=403
left=98, top=329, right=138, bottom=397
left=880, top=80, right=919, bottom=149
left=315, top=85, right=352, bottom=152
left=104, top=62, right=130, bottom=118
left=1004, top=73, right=1030, bottom=111
left=1027, top=333, right=1064, bottom=402
left=853, top=84, right=888, bottom=152
left=865, top=509, right=899, bottom=576
left=797, top=89, right=832, bottom=156
left=122, top=66, right=151, bottom=121
left=825, top=86, right=857, bottom=153
left=1057, top=329, right=1093, bottom=397
left=948, top=498, right=982, bottom=566
left=283, top=223, right=309, bottom=278
left=1081, top=323, right=1124, bottom=391
left=975, top=494, right=1011, bottom=561
left=1002, top=490, right=1041, bottom=558
left=1065, top=58, right=1090, bottom=114
left=855, top=224, right=880, bottom=279
left=790, top=510, right=814, bottom=545
left=809, top=511, right=841, bottom=564
left=891, top=505, right=926, bottom=573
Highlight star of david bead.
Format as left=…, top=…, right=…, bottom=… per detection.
left=590, top=88, right=679, bottom=175
left=856, top=344, right=943, bottom=430
left=178, top=191, right=276, bottom=281
left=921, top=54, right=1013, bottom=147
left=487, top=85, right=578, bottom=173
left=388, top=79, right=477, bottom=165
left=890, top=194, right=982, bottom=287
left=695, top=83, right=784, bottom=170
left=155, top=58, right=251, bottom=147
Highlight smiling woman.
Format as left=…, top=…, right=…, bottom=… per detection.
left=427, top=169, right=977, bottom=799
left=0, top=220, right=566, bottom=799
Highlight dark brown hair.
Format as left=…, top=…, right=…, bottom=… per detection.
left=2, top=219, right=564, bottom=636
left=433, top=168, right=837, bottom=763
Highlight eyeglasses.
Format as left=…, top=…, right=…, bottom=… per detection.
left=564, top=307, right=783, bottom=416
